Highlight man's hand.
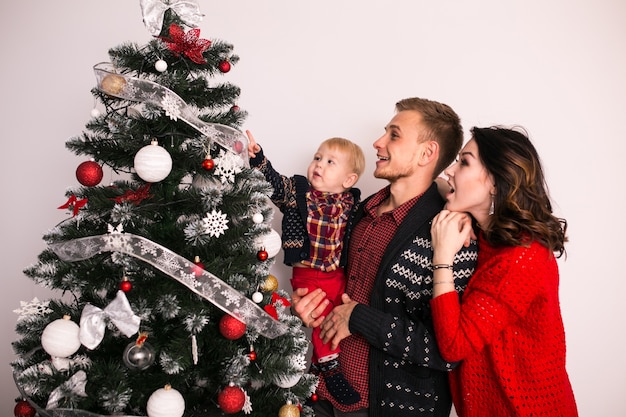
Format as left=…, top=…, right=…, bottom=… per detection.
left=320, top=293, right=357, bottom=350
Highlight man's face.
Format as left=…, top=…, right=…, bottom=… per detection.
left=372, top=110, right=429, bottom=182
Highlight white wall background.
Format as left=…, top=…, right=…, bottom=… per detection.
left=1, top=1, right=624, bottom=415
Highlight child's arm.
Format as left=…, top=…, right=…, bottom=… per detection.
left=246, top=130, right=261, bottom=158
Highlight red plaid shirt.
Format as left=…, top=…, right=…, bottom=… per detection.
left=315, top=185, right=422, bottom=412
left=301, top=189, right=354, bottom=272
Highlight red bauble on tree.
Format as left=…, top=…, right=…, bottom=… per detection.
left=201, top=158, right=215, bottom=170
left=14, top=400, right=36, bottom=417
left=218, top=60, right=231, bottom=73
left=191, top=256, right=204, bottom=277
left=76, top=160, right=103, bottom=187
left=120, top=277, right=132, bottom=292
left=217, top=384, right=245, bottom=414
left=257, top=249, right=269, bottom=261
left=219, top=314, right=246, bottom=340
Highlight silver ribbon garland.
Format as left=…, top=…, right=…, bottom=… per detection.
left=93, top=62, right=249, bottom=167
left=140, top=0, right=204, bottom=36
left=79, top=290, right=141, bottom=350
left=46, top=371, right=88, bottom=409
left=50, top=233, right=288, bottom=339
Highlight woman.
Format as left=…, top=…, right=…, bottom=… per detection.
left=429, top=126, right=578, bottom=416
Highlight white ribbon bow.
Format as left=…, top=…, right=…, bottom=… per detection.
left=140, top=0, right=204, bottom=36
left=79, top=290, right=141, bottom=350
left=46, top=370, right=88, bottom=409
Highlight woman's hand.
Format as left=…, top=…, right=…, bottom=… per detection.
left=431, top=210, right=473, bottom=263
left=291, top=287, right=329, bottom=328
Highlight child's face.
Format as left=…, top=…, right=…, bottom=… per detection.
left=307, top=143, right=358, bottom=194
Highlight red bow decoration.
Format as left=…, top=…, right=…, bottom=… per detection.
left=159, top=23, right=211, bottom=64
left=263, top=292, right=292, bottom=320
left=111, top=183, right=154, bottom=205
left=58, top=195, right=88, bottom=217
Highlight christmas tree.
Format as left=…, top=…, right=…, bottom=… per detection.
left=11, top=2, right=316, bottom=417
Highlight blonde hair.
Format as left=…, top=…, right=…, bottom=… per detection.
left=320, top=137, right=366, bottom=178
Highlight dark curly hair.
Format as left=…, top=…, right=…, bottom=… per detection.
left=471, top=126, right=567, bottom=257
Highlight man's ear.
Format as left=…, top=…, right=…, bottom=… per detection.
left=419, top=140, right=439, bottom=165
left=343, top=173, right=359, bottom=189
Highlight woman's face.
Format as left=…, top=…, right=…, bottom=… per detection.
left=443, top=138, right=495, bottom=226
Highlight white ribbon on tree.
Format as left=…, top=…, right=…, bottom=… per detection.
left=79, top=291, right=141, bottom=350
left=46, top=371, right=88, bottom=409
left=93, top=62, right=249, bottom=167
left=140, top=0, right=204, bottom=36
left=50, top=232, right=288, bottom=339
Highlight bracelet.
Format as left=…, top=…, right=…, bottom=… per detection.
left=433, top=281, right=455, bottom=285
left=432, top=264, right=454, bottom=270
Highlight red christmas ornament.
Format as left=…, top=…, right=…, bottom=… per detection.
left=120, top=277, right=132, bottom=292
left=249, top=350, right=257, bottom=361
left=217, top=384, right=245, bottom=414
left=191, top=256, right=204, bottom=277
left=76, top=160, right=104, bottom=187
left=257, top=249, right=269, bottom=261
left=230, top=105, right=240, bottom=112
left=202, top=158, right=215, bottom=170
left=14, top=400, right=36, bottom=417
left=219, top=314, right=246, bottom=340
left=311, top=393, right=318, bottom=402
left=233, top=140, right=244, bottom=153
left=218, top=60, right=231, bottom=73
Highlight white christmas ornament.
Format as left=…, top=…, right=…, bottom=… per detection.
left=146, top=385, right=185, bottom=417
left=256, top=229, right=281, bottom=258
left=274, top=370, right=303, bottom=388
left=134, top=140, right=173, bottom=183
left=252, top=292, right=263, bottom=303
left=252, top=212, right=264, bottom=224
left=90, top=108, right=101, bottom=118
left=41, top=315, right=81, bottom=358
left=155, top=59, right=168, bottom=72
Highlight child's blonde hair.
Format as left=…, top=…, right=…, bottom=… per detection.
left=320, top=137, right=366, bottom=179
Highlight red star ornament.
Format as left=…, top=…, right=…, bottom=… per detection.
left=58, top=195, right=88, bottom=217
left=160, top=24, right=211, bottom=65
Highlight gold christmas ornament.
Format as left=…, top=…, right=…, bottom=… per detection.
left=100, top=74, right=127, bottom=95
left=278, top=401, right=300, bottom=417
left=261, top=274, right=279, bottom=292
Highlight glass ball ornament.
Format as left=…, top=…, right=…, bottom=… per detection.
left=261, top=274, right=279, bottom=292
left=155, top=59, right=168, bottom=72
left=90, top=108, right=101, bottom=118
left=252, top=291, right=263, bottom=303
left=256, top=229, right=281, bottom=258
left=76, top=160, right=104, bottom=187
left=274, top=370, right=303, bottom=388
left=278, top=401, right=301, bottom=417
left=122, top=340, right=156, bottom=370
left=218, top=60, right=231, bottom=73
left=134, top=140, right=172, bottom=183
left=146, top=385, right=185, bottom=417
left=217, top=384, right=245, bottom=414
left=100, top=73, right=127, bottom=95
left=219, top=314, right=246, bottom=340
left=13, top=399, right=36, bottom=417
left=41, top=315, right=81, bottom=358
left=252, top=212, right=264, bottom=224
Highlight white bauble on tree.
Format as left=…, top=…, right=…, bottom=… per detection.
left=41, top=315, right=81, bottom=358
left=256, top=229, right=281, bottom=259
left=273, top=370, right=303, bottom=388
left=134, top=140, right=172, bottom=183
left=146, top=385, right=185, bottom=417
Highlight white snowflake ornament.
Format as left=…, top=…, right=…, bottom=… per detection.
left=14, top=298, right=53, bottom=321
left=202, top=209, right=229, bottom=237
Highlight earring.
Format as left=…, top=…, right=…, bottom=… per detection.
left=488, top=194, right=495, bottom=216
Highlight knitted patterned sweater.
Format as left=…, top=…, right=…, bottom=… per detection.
left=346, top=184, right=477, bottom=417
left=430, top=234, right=578, bottom=417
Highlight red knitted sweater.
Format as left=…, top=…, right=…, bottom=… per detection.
left=430, top=234, right=578, bottom=416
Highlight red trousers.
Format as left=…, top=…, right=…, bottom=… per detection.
left=291, top=267, right=347, bottom=363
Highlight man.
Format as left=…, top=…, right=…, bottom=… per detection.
left=293, top=97, right=478, bottom=417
